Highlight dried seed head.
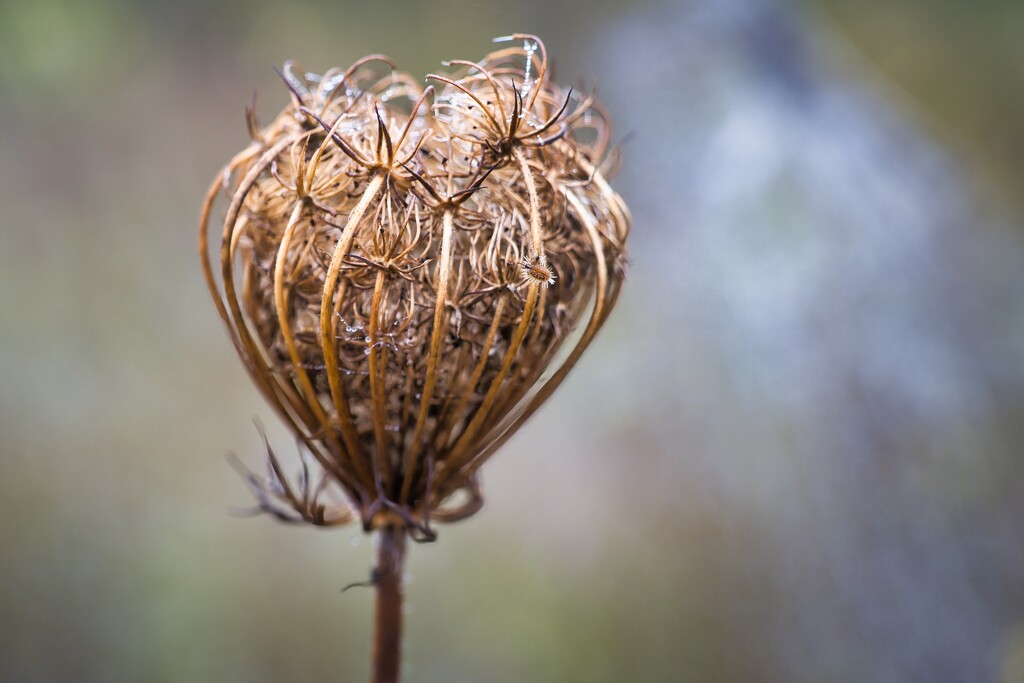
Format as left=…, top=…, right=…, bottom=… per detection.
left=199, top=35, right=631, bottom=540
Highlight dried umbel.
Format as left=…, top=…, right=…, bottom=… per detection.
left=201, top=35, right=629, bottom=535
left=199, top=35, right=629, bottom=682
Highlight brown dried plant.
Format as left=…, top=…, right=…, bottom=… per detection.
left=199, top=35, right=629, bottom=683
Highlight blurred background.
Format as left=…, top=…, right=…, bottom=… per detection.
left=2, top=0, right=1023, bottom=681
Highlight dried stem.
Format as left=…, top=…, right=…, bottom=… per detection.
left=372, top=524, right=406, bottom=683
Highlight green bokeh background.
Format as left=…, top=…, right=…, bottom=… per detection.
left=2, top=1, right=1022, bottom=681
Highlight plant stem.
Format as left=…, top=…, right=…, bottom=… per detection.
left=372, top=524, right=406, bottom=683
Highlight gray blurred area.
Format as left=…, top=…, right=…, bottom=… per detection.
left=1, top=0, right=1022, bottom=682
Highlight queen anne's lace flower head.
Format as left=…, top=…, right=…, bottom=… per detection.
left=200, top=35, right=630, bottom=541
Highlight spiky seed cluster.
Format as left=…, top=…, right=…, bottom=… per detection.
left=200, top=35, right=630, bottom=540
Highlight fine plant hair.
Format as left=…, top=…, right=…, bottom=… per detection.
left=199, top=34, right=630, bottom=683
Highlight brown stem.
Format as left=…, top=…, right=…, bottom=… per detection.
left=372, top=524, right=406, bottom=683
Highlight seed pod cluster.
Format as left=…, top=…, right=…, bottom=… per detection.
left=200, top=36, right=630, bottom=539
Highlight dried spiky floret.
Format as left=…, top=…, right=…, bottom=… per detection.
left=200, top=35, right=630, bottom=540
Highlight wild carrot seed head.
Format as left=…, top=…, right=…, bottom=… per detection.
left=200, top=35, right=630, bottom=540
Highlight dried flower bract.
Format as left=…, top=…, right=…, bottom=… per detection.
left=200, top=35, right=630, bottom=541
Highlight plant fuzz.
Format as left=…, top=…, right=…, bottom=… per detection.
left=199, top=35, right=630, bottom=683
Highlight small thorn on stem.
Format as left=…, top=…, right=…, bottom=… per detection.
left=341, top=568, right=381, bottom=593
